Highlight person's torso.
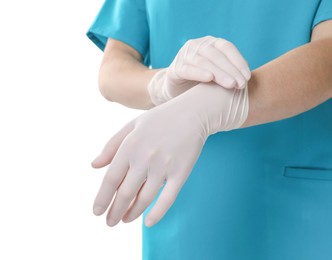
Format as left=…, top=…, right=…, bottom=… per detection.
left=145, top=0, right=332, bottom=168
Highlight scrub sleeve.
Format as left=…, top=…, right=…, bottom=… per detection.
left=86, top=0, right=150, bottom=66
left=312, top=0, right=332, bottom=29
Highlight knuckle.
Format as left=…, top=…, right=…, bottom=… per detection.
left=141, top=149, right=158, bottom=164
left=164, top=155, right=173, bottom=165
left=162, top=154, right=173, bottom=167
left=217, top=40, right=234, bottom=51
left=125, top=134, right=139, bottom=148
left=186, top=39, right=200, bottom=50
left=183, top=39, right=193, bottom=49
left=147, top=148, right=158, bottom=159
left=223, top=41, right=234, bottom=50
left=154, top=151, right=173, bottom=166
left=202, top=35, right=214, bottom=41
left=186, top=39, right=195, bottom=45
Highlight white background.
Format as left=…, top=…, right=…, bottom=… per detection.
left=0, top=0, right=143, bottom=259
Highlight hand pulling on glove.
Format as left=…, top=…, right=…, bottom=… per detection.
left=147, top=36, right=251, bottom=105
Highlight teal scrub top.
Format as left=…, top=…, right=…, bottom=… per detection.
left=86, top=1, right=332, bottom=259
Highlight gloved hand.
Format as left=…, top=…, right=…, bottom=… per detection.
left=147, top=36, right=251, bottom=105
left=91, top=81, right=249, bottom=228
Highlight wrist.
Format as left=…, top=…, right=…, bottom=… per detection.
left=147, top=68, right=170, bottom=106
left=170, top=82, right=249, bottom=135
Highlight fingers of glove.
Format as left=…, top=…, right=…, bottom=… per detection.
left=187, top=56, right=237, bottom=88
left=122, top=152, right=169, bottom=223
left=93, top=149, right=129, bottom=216
left=106, top=166, right=148, bottom=227
left=171, top=36, right=215, bottom=82
left=172, top=37, right=235, bottom=87
left=143, top=178, right=183, bottom=227
left=214, top=38, right=251, bottom=81
left=91, top=120, right=135, bottom=168
left=198, top=46, right=247, bottom=89
left=175, top=64, right=213, bottom=83
left=142, top=151, right=199, bottom=227
left=121, top=176, right=165, bottom=223
left=184, top=36, right=217, bottom=57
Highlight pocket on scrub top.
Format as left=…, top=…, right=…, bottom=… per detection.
left=283, top=166, right=332, bottom=181
left=264, top=165, right=332, bottom=260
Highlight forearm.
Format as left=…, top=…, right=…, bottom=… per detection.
left=241, top=38, right=332, bottom=128
left=98, top=40, right=159, bottom=110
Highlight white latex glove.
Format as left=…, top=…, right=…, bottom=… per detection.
left=91, top=81, right=249, bottom=228
left=147, top=36, right=251, bottom=105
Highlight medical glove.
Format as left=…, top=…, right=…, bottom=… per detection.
left=91, top=81, right=249, bottom=227
left=147, top=36, right=251, bottom=105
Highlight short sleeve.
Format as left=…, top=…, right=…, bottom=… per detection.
left=86, top=0, right=150, bottom=65
left=312, top=0, right=332, bottom=30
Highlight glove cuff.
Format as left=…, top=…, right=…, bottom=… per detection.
left=147, top=69, right=172, bottom=106
left=221, top=84, right=249, bottom=132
